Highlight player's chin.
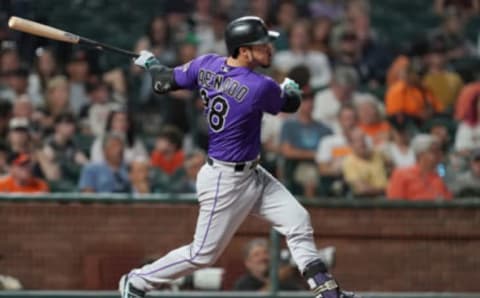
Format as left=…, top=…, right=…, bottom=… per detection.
left=260, top=62, right=271, bottom=68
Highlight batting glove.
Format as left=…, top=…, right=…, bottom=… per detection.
left=134, top=50, right=160, bottom=69
left=280, top=77, right=302, bottom=99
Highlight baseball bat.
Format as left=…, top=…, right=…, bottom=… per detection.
left=8, top=16, right=139, bottom=58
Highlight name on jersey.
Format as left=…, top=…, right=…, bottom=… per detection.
left=198, top=68, right=249, bottom=102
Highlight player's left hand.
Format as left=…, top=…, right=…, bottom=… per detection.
left=280, top=77, right=301, bottom=99
left=134, top=50, right=160, bottom=69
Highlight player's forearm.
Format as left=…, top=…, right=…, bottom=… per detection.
left=134, top=50, right=180, bottom=94
left=148, top=64, right=180, bottom=94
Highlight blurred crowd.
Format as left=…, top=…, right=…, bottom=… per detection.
left=0, top=0, right=480, bottom=200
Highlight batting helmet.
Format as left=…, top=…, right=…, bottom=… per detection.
left=225, top=16, right=279, bottom=56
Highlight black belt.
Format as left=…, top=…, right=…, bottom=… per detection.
left=207, top=157, right=258, bottom=172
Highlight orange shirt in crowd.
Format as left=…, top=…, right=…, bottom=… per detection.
left=358, top=122, right=391, bottom=145
left=454, top=82, right=480, bottom=121
left=0, top=175, right=49, bottom=193
left=150, top=150, right=185, bottom=175
left=386, top=55, right=409, bottom=87
left=385, top=81, right=444, bottom=119
left=386, top=165, right=452, bottom=200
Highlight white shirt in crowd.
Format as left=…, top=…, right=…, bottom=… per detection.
left=454, top=122, right=480, bottom=152
left=312, top=88, right=363, bottom=132
left=90, top=137, right=148, bottom=164
left=315, top=134, right=349, bottom=164
left=273, top=51, right=331, bottom=89
left=381, top=142, right=416, bottom=169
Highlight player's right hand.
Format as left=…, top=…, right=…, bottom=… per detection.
left=134, top=50, right=159, bottom=69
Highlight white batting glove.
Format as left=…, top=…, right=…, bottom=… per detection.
left=280, top=77, right=301, bottom=98
left=134, top=50, right=159, bottom=69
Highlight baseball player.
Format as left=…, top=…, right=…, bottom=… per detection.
left=120, top=16, right=356, bottom=298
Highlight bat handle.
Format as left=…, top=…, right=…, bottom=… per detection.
left=79, top=37, right=139, bottom=59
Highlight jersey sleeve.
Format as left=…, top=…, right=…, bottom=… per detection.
left=254, top=77, right=286, bottom=115
left=173, top=55, right=208, bottom=90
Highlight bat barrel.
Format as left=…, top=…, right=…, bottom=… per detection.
left=8, top=16, right=138, bottom=59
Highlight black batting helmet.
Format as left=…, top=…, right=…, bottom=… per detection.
left=225, top=16, right=279, bottom=56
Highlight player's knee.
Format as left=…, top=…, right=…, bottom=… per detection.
left=295, top=207, right=312, bottom=229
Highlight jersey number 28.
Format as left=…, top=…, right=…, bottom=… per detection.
left=200, top=88, right=229, bottom=132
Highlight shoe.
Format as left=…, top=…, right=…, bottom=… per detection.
left=119, top=274, right=145, bottom=298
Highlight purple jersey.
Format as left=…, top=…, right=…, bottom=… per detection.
left=173, top=54, right=285, bottom=162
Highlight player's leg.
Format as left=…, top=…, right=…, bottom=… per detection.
left=122, top=164, right=259, bottom=296
left=252, top=166, right=357, bottom=298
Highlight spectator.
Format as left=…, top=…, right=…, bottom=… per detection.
left=342, top=129, right=388, bottom=197
left=37, top=113, right=88, bottom=184
left=90, top=108, right=147, bottom=164
left=133, top=15, right=176, bottom=66
left=387, top=134, right=452, bottom=200
left=0, top=99, right=12, bottom=139
left=454, top=79, right=480, bottom=121
left=6, top=117, right=31, bottom=154
left=344, top=3, right=393, bottom=86
left=454, top=95, right=480, bottom=155
left=426, top=116, right=456, bottom=153
left=449, top=149, right=480, bottom=197
left=164, top=1, right=191, bottom=46
left=0, top=143, right=8, bottom=175
left=273, top=20, right=331, bottom=89
left=422, top=37, right=463, bottom=111
left=315, top=105, right=357, bottom=194
left=207, top=13, right=229, bottom=55
left=28, top=47, right=60, bottom=104
left=308, top=0, right=345, bottom=21
left=280, top=86, right=332, bottom=198
left=171, top=149, right=206, bottom=193
left=191, top=0, right=215, bottom=55
left=330, top=24, right=360, bottom=69
left=80, top=80, right=118, bottom=137
left=129, top=158, right=151, bottom=194
left=386, top=37, right=429, bottom=88
left=385, top=58, right=443, bottom=127
left=309, top=17, right=332, bottom=55
left=1, top=67, right=29, bottom=103
left=0, top=47, right=21, bottom=77
left=78, top=133, right=130, bottom=193
left=381, top=119, right=416, bottom=169
left=0, top=152, right=49, bottom=193
left=66, top=49, right=91, bottom=115
left=312, top=66, right=361, bottom=132
left=151, top=125, right=185, bottom=176
left=272, top=0, right=299, bottom=51
left=430, top=6, right=477, bottom=60
left=355, top=94, right=390, bottom=147
left=43, top=76, right=72, bottom=120
left=12, top=95, right=34, bottom=120
left=434, top=0, right=480, bottom=19
left=233, top=238, right=302, bottom=291
left=248, top=0, right=272, bottom=24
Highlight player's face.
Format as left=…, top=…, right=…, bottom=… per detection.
left=249, top=43, right=273, bottom=68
